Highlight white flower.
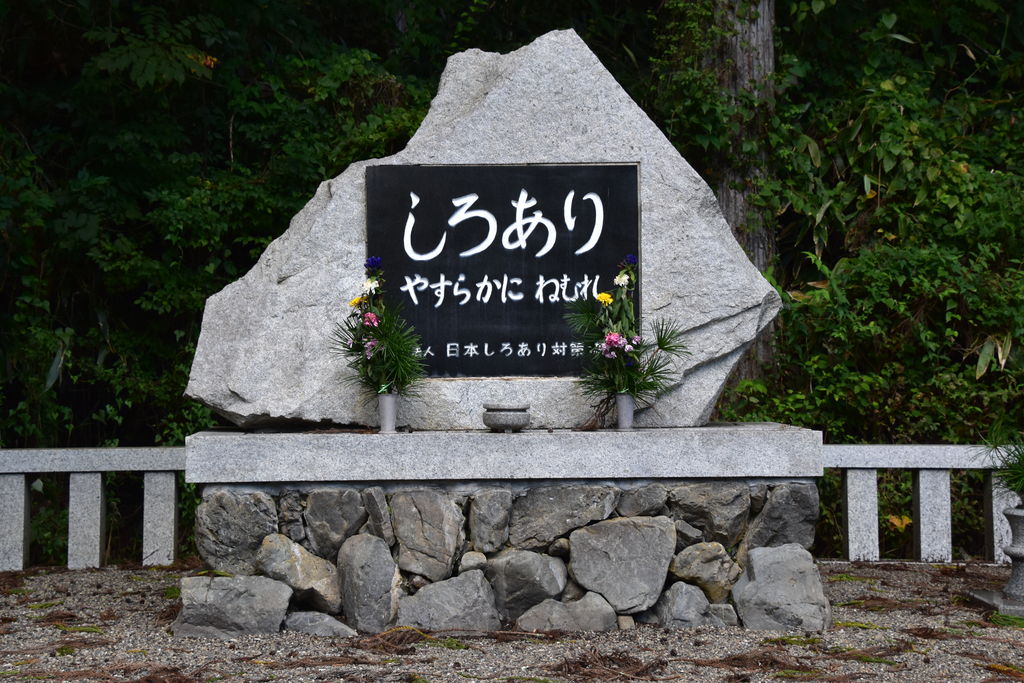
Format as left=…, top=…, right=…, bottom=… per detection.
left=613, top=273, right=629, bottom=287
left=362, top=278, right=379, bottom=293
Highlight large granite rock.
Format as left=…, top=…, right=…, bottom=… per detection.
left=303, top=489, right=367, bottom=560
left=568, top=516, right=675, bottom=614
left=509, top=485, right=617, bottom=550
left=469, top=489, right=512, bottom=553
left=256, top=533, right=341, bottom=613
left=361, top=487, right=395, bottom=546
left=171, top=576, right=291, bottom=638
left=485, top=549, right=568, bottom=622
left=515, top=592, right=617, bottom=632
left=617, top=484, right=668, bottom=517
left=184, top=29, right=781, bottom=429
left=732, top=544, right=832, bottom=632
left=337, top=533, right=402, bottom=633
left=639, top=581, right=724, bottom=629
left=391, top=489, right=465, bottom=581
left=395, top=570, right=501, bottom=632
left=277, top=490, right=306, bottom=543
left=284, top=611, right=357, bottom=637
left=737, top=482, right=819, bottom=565
left=667, top=482, right=750, bottom=548
left=195, top=489, right=278, bottom=575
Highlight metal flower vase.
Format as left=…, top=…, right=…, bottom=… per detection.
left=378, top=393, right=397, bottom=434
left=615, top=392, right=634, bottom=430
left=968, top=505, right=1024, bottom=615
left=1004, top=507, right=1024, bottom=600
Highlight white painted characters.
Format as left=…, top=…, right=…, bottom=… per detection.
left=402, top=188, right=604, bottom=261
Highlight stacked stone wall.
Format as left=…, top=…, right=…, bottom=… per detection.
left=173, top=480, right=831, bottom=637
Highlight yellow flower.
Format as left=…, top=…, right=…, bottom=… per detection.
left=596, top=292, right=613, bottom=306
left=348, top=295, right=365, bottom=307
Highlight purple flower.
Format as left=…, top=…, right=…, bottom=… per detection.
left=624, top=254, right=637, bottom=265
left=631, top=335, right=641, bottom=345
left=364, top=256, right=383, bottom=270
left=364, top=339, right=379, bottom=358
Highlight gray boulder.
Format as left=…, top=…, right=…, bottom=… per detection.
left=469, top=489, right=512, bottom=553
left=732, top=544, right=832, bottom=631
left=336, top=534, right=402, bottom=633
left=396, top=570, right=501, bottom=632
left=256, top=533, right=341, bottom=613
left=738, top=483, right=819, bottom=565
left=485, top=549, right=568, bottom=622
left=617, top=484, right=667, bottom=517
left=391, top=489, right=465, bottom=581
left=675, top=519, right=704, bottom=550
left=561, top=578, right=586, bottom=602
left=749, top=483, right=769, bottom=517
left=303, top=489, right=367, bottom=560
left=278, top=490, right=306, bottom=542
left=515, top=592, right=617, bottom=632
left=459, top=551, right=488, bottom=574
left=195, top=489, right=278, bottom=575
left=669, top=542, right=742, bottom=604
left=667, top=482, right=750, bottom=548
left=171, top=576, right=291, bottom=638
left=361, top=486, right=395, bottom=546
left=568, top=516, right=675, bottom=614
left=709, top=603, right=739, bottom=627
left=641, top=581, right=723, bottom=629
left=184, top=30, right=780, bottom=431
left=509, top=485, right=617, bottom=550
left=284, top=611, right=357, bottom=637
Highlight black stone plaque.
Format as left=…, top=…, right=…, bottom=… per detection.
left=365, top=164, right=639, bottom=377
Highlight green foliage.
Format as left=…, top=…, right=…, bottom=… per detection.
left=1, top=1, right=431, bottom=448
left=717, top=0, right=1024, bottom=445
left=991, top=435, right=1024, bottom=496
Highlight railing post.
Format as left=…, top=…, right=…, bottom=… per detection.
left=986, top=472, right=1019, bottom=564
left=0, top=474, right=29, bottom=571
left=67, top=473, right=105, bottom=569
left=143, top=472, right=177, bottom=566
left=914, top=469, right=952, bottom=563
left=843, top=468, right=879, bottom=561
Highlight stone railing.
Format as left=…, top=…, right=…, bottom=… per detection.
left=823, top=444, right=1012, bottom=564
left=0, top=440, right=1014, bottom=570
left=0, top=447, right=184, bottom=571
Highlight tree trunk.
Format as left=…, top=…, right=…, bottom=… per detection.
left=715, top=0, right=777, bottom=381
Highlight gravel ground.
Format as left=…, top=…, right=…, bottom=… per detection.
left=1, top=560, right=1022, bottom=681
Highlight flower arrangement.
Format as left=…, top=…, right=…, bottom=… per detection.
left=565, top=254, right=688, bottom=412
left=331, top=256, right=427, bottom=396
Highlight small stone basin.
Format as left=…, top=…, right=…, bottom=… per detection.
left=482, top=404, right=531, bottom=433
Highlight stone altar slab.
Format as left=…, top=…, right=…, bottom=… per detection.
left=185, top=423, right=822, bottom=483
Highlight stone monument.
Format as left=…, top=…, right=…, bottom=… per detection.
left=176, top=31, right=828, bottom=638
left=185, top=28, right=780, bottom=430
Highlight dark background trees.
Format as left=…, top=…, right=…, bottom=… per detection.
left=2, top=0, right=1022, bottom=450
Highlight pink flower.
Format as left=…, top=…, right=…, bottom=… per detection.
left=604, top=332, right=625, bottom=348
left=363, top=312, right=379, bottom=327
